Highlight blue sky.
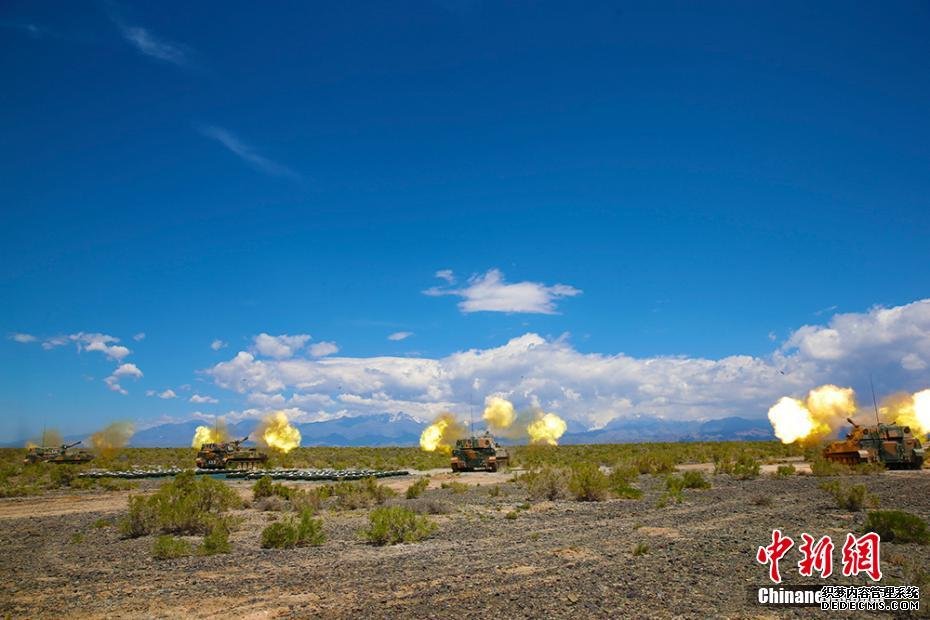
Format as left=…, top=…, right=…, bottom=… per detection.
left=2, top=1, right=929, bottom=440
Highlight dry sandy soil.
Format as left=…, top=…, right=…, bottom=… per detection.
left=2, top=464, right=929, bottom=619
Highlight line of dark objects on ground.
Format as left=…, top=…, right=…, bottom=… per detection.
left=77, top=468, right=410, bottom=481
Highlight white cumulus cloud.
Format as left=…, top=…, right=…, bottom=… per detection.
left=190, top=394, right=219, bottom=404
left=252, top=333, right=311, bottom=359
left=424, top=269, right=581, bottom=314
left=211, top=339, right=228, bottom=351
left=207, top=298, right=930, bottom=429
left=309, top=341, right=339, bottom=357
left=105, top=363, right=143, bottom=395
left=783, top=299, right=930, bottom=375
left=25, top=332, right=133, bottom=361
left=84, top=339, right=131, bottom=361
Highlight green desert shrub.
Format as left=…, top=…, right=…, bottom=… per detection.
left=681, top=471, right=711, bottom=489
left=568, top=462, right=610, bottom=502
left=810, top=457, right=848, bottom=477
left=609, top=464, right=639, bottom=485
left=634, top=452, right=676, bottom=475
left=406, top=477, right=429, bottom=499
left=863, top=511, right=930, bottom=544
left=295, top=509, right=326, bottom=546
left=609, top=465, right=643, bottom=499
left=49, top=466, right=77, bottom=488
left=252, top=475, right=274, bottom=499
left=118, top=471, right=240, bottom=538
left=252, top=476, right=293, bottom=501
left=363, top=506, right=437, bottom=545
left=440, top=481, right=469, bottom=494
left=289, top=488, right=325, bottom=513
left=120, top=494, right=158, bottom=538
left=260, top=508, right=325, bottom=549
left=152, top=535, right=193, bottom=560
left=820, top=481, right=876, bottom=512
left=523, top=467, right=570, bottom=501
left=716, top=455, right=761, bottom=479
left=775, top=464, right=796, bottom=477
left=200, top=519, right=232, bottom=555
left=851, top=461, right=887, bottom=475
left=333, top=477, right=396, bottom=510
left=612, top=483, right=643, bottom=500
left=664, top=475, right=685, bottom=504
left=260, top=521, right=298, bottom=549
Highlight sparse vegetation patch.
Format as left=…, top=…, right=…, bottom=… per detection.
left=363, top=506, right=437, bottom=545
left=863, top=511, right=930, bottom=544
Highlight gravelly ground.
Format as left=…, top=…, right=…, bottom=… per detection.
left=2, top=468, right=930, bottom=619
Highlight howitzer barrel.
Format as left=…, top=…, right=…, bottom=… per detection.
left=847, top=418, right=858, bottom=427
left=64, top=441, right=82, bottom=449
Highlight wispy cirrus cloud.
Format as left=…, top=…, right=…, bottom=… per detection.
left=114, top=20, right=190, bottom=66
left=388, top=331, right=414, bottom=341
left=1, top=21, right=48, bottom=38
left=198, top=125, right=300, bottom=180
left=424, top=269, right=582, bottom=314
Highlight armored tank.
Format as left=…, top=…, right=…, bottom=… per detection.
left=24, top=441, right=94, bottom=465
left=195, top=437, right=268, bottom=470
left=450, top=432, right=509, bottom=472
left=823, top=418, right=925, bottom=469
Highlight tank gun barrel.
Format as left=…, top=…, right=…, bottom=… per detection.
left=63, top=441, right=82, bottom=449
left=846, top=418, right=858, bottom=427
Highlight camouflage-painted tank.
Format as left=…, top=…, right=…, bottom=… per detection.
left=823, top=418, right=925, bottom=469
left=450, top=432, right=509, bottom=472
left=24, top=441, right=94, bottom=465
left=195, top=437, right=268, bottom=470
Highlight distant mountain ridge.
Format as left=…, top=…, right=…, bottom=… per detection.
left=559, top=415, right=774, bottom=444
left=3, top=413, right=774, bottom=447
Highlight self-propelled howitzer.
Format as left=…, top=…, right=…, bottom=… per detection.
left=24, top=441, right=95, bottom=465
left=195, top=436, right=268, bottom=470
left=823, top=418, right=925, bottom=469
left=450, top=432, right=509, bottom=472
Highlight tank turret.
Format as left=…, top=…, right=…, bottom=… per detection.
left=823, top=419, right=925, bottom=469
